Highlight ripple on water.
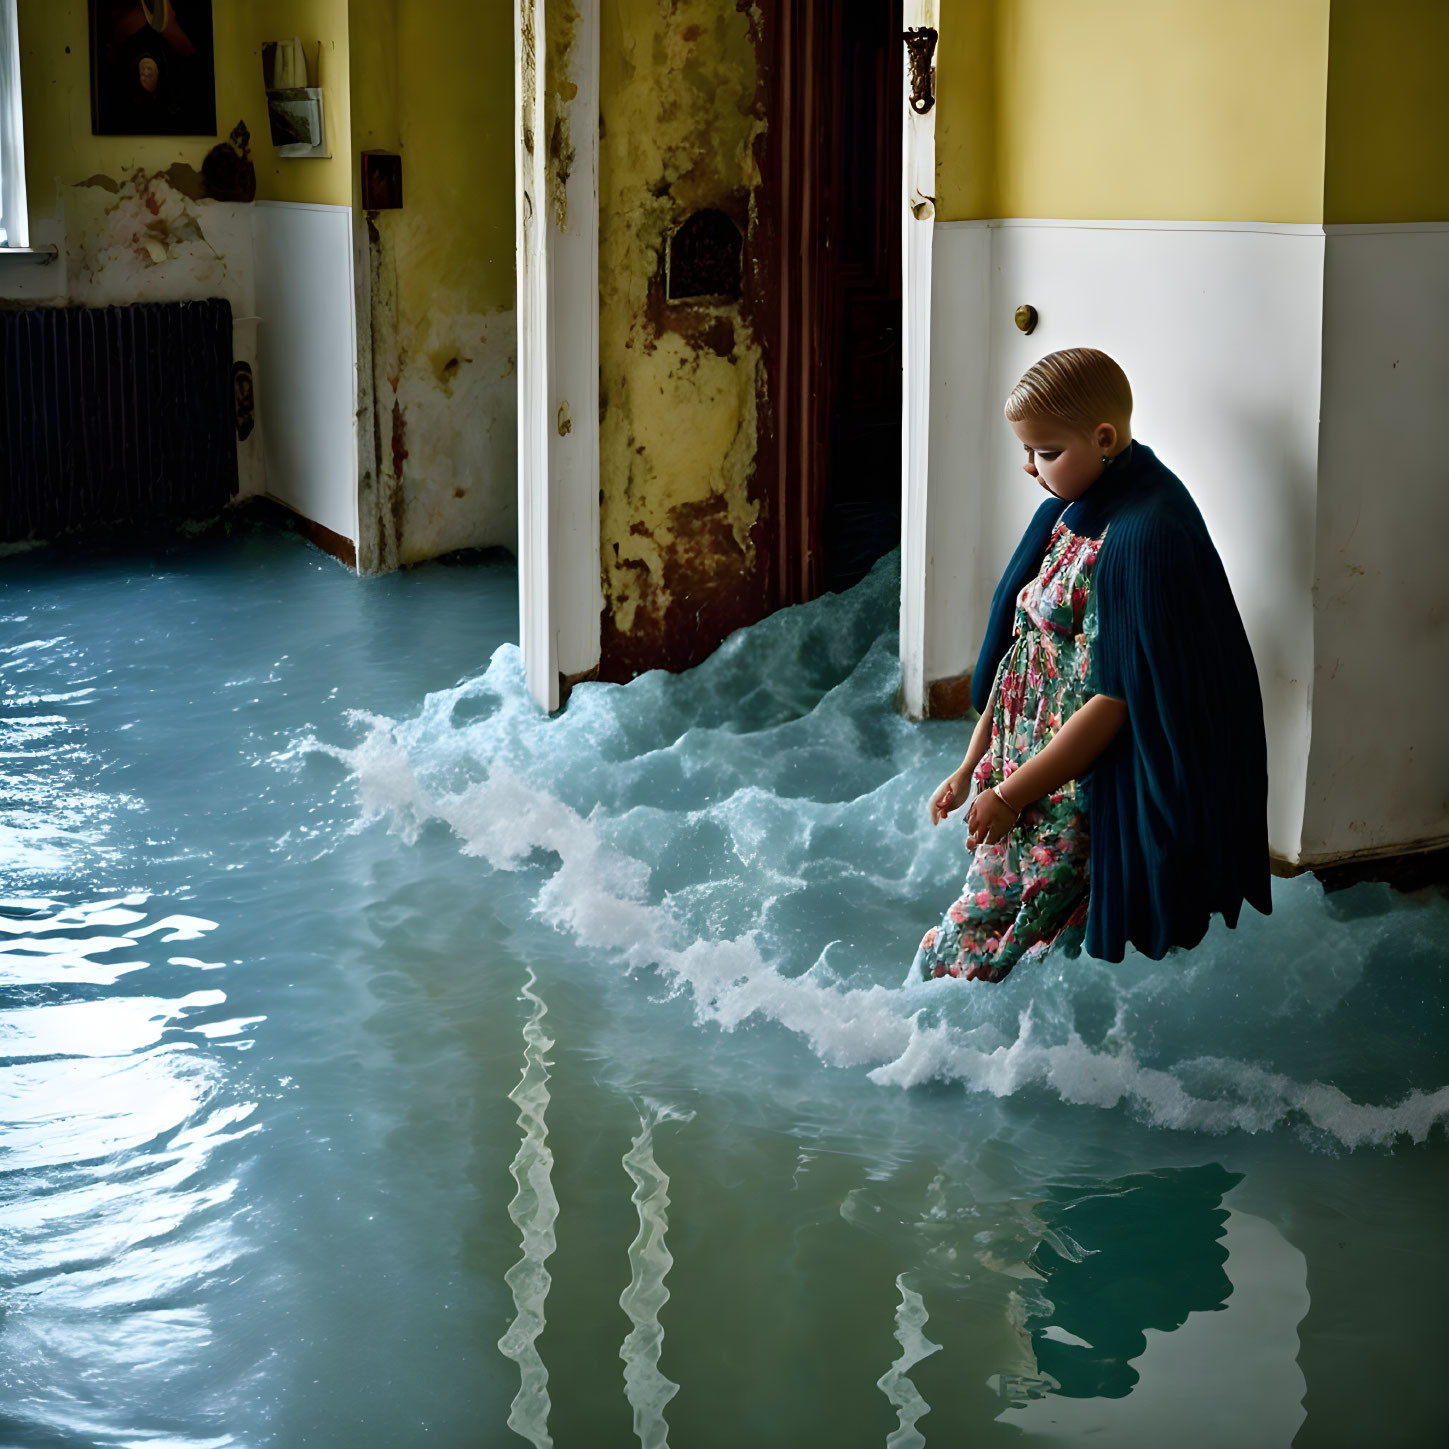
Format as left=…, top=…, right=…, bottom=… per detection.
left=0, top=895, right=263, bottom=1446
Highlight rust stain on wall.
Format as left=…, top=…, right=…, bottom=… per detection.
left=390, top=398, right=410, bottom=482
left=545, top=0, right=581, bottom=229
left=519, top=0, right=538, bottom=159
left=598, top=0, right=769, bottom=681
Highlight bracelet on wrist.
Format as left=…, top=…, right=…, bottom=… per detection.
left=991, top=783, right=1021, bottom=818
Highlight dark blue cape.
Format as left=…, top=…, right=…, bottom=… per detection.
left=971, top=442, right=1271, bottom=962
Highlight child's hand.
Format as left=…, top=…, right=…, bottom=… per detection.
left=929, top=769, right=972, bottom=825
left=966, top=788, right=1016, bottom=850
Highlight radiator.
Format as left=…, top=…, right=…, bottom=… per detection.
left=0, top=299, right=238, bottom=541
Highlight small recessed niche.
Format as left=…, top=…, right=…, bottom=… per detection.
left=666, top=209, right=742, bottom=303
left=362, top=151, right=403, bottom=210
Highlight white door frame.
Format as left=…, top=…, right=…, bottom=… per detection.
left=515, top=0, right=602, bottom=712
left=899, top=1, right=938, bottom=719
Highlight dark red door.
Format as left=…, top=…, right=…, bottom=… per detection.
left=758, top=0, right=904, bottom=604
left=818, top=1, right=904, bottom=592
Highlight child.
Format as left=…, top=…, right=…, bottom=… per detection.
left=913, top=348, right=1270, bottom=983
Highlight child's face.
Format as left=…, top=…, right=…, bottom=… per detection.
left=1010, top=417, right=1112, bottom=501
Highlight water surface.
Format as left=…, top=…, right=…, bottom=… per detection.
left=2, top=529, right=1446, bottom=1447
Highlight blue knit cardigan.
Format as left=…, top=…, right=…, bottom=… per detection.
left=970, top=441, right=1272, bottom=961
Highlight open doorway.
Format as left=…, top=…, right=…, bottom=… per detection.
left=760, top=0, right=905, bottom=606
left=514, top=0, right=913, bottom=705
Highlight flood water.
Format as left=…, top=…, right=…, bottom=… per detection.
left=2, top=526, right=1446, bottom=1448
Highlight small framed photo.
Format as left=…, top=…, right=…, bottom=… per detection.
left=89, top=1, right=217, bottom=137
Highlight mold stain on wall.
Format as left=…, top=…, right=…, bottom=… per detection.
left=354, top=0, right=520, bottom=568
left=545, top=0, right=581, bottom=231
left=598, top=0, right=769, bottom=680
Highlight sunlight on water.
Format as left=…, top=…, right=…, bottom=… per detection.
left=0, top=891, right=257, bottom=1446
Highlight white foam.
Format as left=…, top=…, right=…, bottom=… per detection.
left=302, top=553, right=1449, bottom=1152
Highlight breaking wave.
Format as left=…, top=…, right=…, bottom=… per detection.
left=299, top=553, right=1449, bottom=1151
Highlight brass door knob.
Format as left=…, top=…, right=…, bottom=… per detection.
left=1014, top=304, right=1038, bottom=335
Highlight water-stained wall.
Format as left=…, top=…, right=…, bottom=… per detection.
left=597, top=0, right=768, bottom=680
left=349, top=0, right=517, bottom=570
left=13, top=0, right=512, bottom=567
left=12, top=1, right=284, bottom=504
left=12, top=0, right=356, bottom=513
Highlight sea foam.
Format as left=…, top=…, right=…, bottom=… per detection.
left=303, top=553, right=1449, bottom=1150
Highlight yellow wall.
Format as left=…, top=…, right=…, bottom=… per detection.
left=597, top=0, right=768, bottom=674
left=348, top=0, right=400, bottom=162
left=391, top=0, right=515, bottom=316
left=1323, top=0, right=1449, bottom=223
left=349, top=0, right=513, bottom=319
left=937, top=0, right=1331, bottom=224
left=20, top=0, right=351, bottom=208
left=934, top=0, right=995, bottom=222
left=247, top=0, right=352, bottom=206
left=347, top=0, right=518, bottom=564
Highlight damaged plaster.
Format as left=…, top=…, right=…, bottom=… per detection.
left=352, top=0, right=520, bottom=571
left=393, top=294, right=518, bottom=564
left=545, top=0, right=581, bottom=230
left=64, top=169, right=229, bottom=295
left=598, top=0, right=768, bottom=678
left=7, top=169, right=266, bottom=504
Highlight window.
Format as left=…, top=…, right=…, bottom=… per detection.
left=0, top=0, right=29, bottom=248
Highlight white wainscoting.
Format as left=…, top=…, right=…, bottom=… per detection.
left=253, top=200, right=359, bottom=548
left=1303, top=224, right=1449, bottom=863
left=919, top=218, right=1328, bottom=860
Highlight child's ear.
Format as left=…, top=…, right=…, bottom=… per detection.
left=1095, top=422, right=1119, bottom=453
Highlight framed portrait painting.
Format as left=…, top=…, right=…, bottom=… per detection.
left=89, top=1, right=217, bottom=136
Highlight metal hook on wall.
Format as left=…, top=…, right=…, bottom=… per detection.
left=903, top=27, right=938, bottom=115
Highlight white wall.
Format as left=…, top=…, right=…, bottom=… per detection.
left=252, top=200, right=359, bottom=547
left=1302, top=225, right=1449, bottom=862
left=919, top=219, right=1327, bottom=861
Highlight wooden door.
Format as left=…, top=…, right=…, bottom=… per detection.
left=758, top=0, right=905, bottom=606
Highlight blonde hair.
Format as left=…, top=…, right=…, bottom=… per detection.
left=1004, top=348, right=1133, bottom=434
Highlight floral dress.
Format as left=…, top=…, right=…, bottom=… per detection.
left=913, top=519, right=1108, bottom=983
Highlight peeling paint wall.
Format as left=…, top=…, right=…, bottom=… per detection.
left=1, top=164, right=266, bottom=503
left=13, top=0, right=355, bottom=513
left=597, top=0, right=768, bottom=679
left=349, top=0, right=518, bottom=568
left=12, top=2, right=274, bottom=505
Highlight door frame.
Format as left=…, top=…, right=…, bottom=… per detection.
left=515, top=0, right=601, bottom=712
left=514, top=0, right=935, bottom=712
left=899, top=0, right=938, bottom=719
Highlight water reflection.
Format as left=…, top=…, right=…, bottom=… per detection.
left=1000, top=1166, right=1309, bottom=1444
left=875, top=1275, right=941, bottom=1449
left=497, top=967, right=560, bottom=1449
left=619, top=1104, right=689, bottom=1448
